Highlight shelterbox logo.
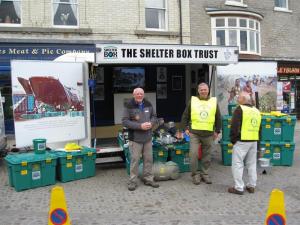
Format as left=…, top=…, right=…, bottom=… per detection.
left=103, top=46, right=118, bottom=59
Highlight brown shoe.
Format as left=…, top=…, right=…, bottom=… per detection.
left=246, top=186, right=255, bottom=193
left=228, top=187, right=244, bottom=195
left=192, top=175, right=201, bottom=185
left=128, top=182, right=137, bottom=191
left=144, top=180, right=159, bottom=188
left=201, top=175, right=212, bottom=184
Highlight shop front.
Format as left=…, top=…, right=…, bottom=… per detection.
left=277, top=62, right=300, bottom=118
left=91, top=44, right=239, bottom=138
left=0, top=42, right=95, bottom=134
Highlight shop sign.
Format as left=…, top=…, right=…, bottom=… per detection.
left=96, top=44, right=238, bottom=64
left=277, top=66, right=300, bottom=74
left=0, top=43, right=95, bottom=61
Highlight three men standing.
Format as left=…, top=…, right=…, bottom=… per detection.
left=181, top=83, right=221, bottom=185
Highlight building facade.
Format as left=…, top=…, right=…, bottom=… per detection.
left=189, top=0, right=300, bottom=116
left=0, top=0, right=193, bottom=136
left=1, top=0, right=299, bottom=137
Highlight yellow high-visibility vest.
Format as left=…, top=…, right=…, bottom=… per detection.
left=191, top=96, right=217, bottom=131
left=240, top=105, right=261, bottom=140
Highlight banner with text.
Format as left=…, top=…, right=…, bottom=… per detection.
left=96, top=44, right=238, bottom=64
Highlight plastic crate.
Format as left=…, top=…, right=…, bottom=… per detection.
left=221, top=115, right=232, bottom=141
left=260, top=116, right=282, bottom=141
left=152, top=141, right=168, bottom=162
left=169, top=143, right=203, bottom=173
left=220, top=141, right=233, bottom=166
left=5, top=152, right=57, bottom=191
left=54, top=147, right=96, bottom=182
left=228, top=103, right=237, bottom=116
left=169, top=143, right=190, bottom=172
left=260, top=115, right=296, bottom=142
left=281, top=116, right=296, bottom=142
left=259, top=141, right=295, bottom=166
left=281, top=142, right=295, bottom=166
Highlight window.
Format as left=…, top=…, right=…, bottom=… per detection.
left=0, top=0, right=21, bottom=25
left=53, top=0, right=78, bottom=27
left=145, top=0, right=166, bottom=30
left=211, top=17, right=261, bottom=55
left=275, top=0, right=288, bottom=9
left=225, top=0, right=247, bottom=7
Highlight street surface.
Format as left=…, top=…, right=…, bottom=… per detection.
left=0, top=124, right=299, bottom=225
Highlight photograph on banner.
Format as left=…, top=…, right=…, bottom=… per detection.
left=11, top=60, right=86, bottom=147
left=216, top=62, right=277, bottom=115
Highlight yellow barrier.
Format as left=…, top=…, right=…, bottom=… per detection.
left=265, top=188, right=286, bottom=225
left=48, top=186, right=71, bottom=225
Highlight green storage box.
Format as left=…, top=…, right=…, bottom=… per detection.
left=281, top=116, right=296, bottom=142
left=169, top=143, right=203, bottom=173
left=152, top=142, right=168, bottom=162
left=222, top=115, right=232, bottom=141
left=228, top=103, right=237, bottom=116
left=260, top=116, right=282, bottom=141
left=259, top=141, right=295, bottom=166
left=260, top=115, right=296, bottom=142
left=169, top=143, right=190, bottom=172
left=220, top=141, right=233, bottom=166
left=281, top=142, right=295, bottom=166
left=5, top=152, right=57, bottom=191
left=54, top=147, right=96, bottom=182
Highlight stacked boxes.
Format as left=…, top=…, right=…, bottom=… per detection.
left=228, top=103, right=237, bottom=116
left=220, top=142, right=233, bottom=166
left=220, top=109, right=296, bottom=167
left=220, top=115, right=233, bottom=166
left=259, top=114, right=296, bottom=166
left=222, top=115, right=232, bottom=141
left=5, top=152, right=57, bottom=191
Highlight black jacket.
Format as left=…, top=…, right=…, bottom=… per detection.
left=122, top=98, right=158, bottom=143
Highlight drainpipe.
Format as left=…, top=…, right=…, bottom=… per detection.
left=179, top=0, right=183, bottom=44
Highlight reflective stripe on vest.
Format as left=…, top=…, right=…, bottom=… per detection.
left=240, top=105, right=261, bottom=140
left=191, top=96, right=217, bottom=131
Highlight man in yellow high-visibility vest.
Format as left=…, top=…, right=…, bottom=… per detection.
left=181, top=83, right=221, bottom=185
left=228, top=91, right=261, bottom=195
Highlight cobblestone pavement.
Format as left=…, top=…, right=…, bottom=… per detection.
left=0, top=125, right=299, bottom=225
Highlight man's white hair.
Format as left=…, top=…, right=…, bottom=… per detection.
left=133, top=87, right=144, bottom=94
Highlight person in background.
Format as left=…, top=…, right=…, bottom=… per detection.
left=122, top=87, right=160, bottom=191
left=243, top=80, right=255, bottom=105
left=234, top=78, right=241, bottom=97
left=181, top=83, right=221, bottom=185
left=228, top=91, right=261, bottom=195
